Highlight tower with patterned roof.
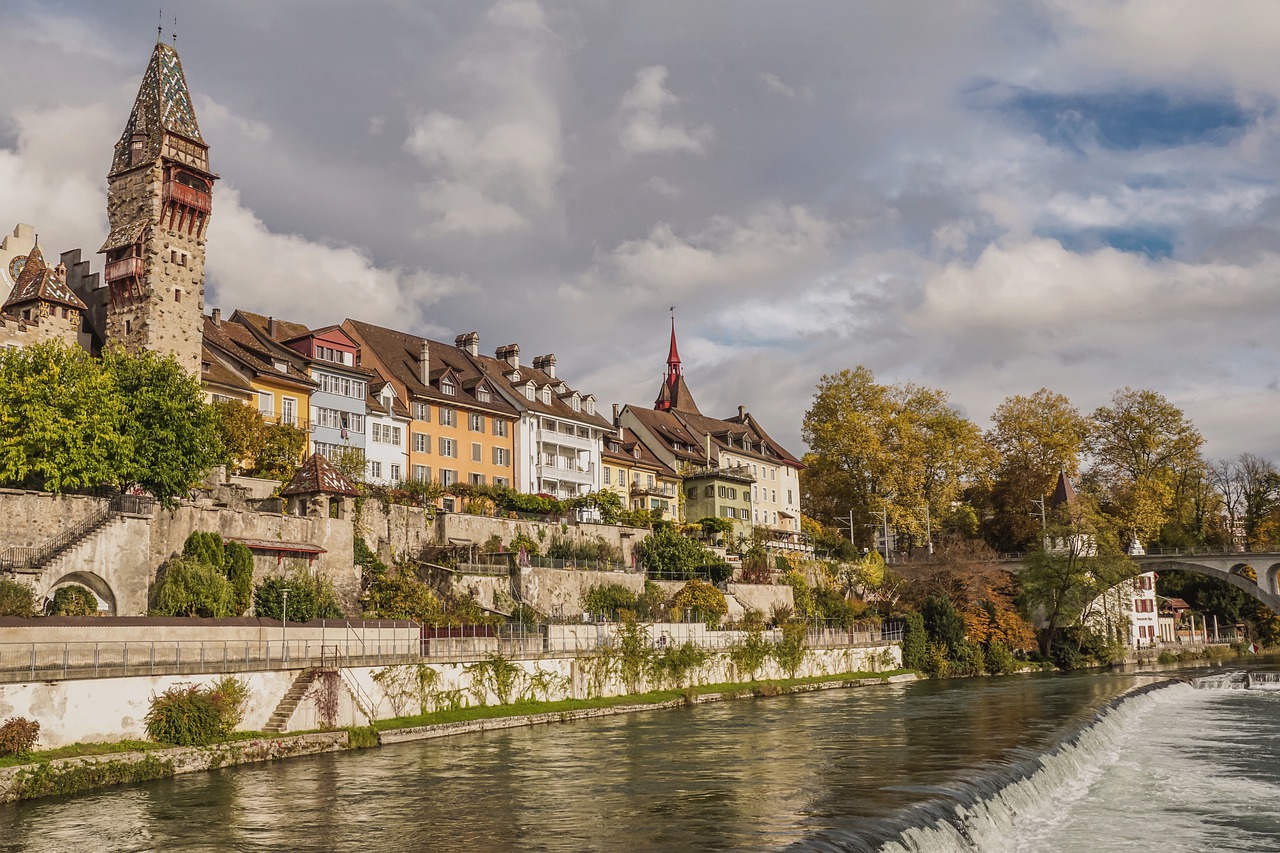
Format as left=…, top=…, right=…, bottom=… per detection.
left=100, top=39, right=216, bottom=376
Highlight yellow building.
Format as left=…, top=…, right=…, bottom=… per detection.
left=342, top=319, right=520, bottom=496
left=202, top=311, right=316, bottom=426
left=602, top=426, right=681, bottom=522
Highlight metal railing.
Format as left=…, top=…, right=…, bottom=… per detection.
left=0, top=494, right=155, bottom=573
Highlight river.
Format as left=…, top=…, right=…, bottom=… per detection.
left=2, top=663, right=1279, bottom=852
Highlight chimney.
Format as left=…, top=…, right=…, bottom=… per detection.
left=453, top=331, right=479, bottom=356
left=534, top=353, right=556, bottom=378
left=418, top=339, right=430, bottom=386
left=705, top=433, right=713, bottom=464
left=268, top=316, right=279, bottom=339
left=211, top=308, right=221, bottom=327
left=738, top=405, right=746, bottom=421
left=612, top=403, right=621, bottom=425
left=496, top=344, right=520, bottom=370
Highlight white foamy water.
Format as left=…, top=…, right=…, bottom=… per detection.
left=879, top=679, right=1280, bottom=853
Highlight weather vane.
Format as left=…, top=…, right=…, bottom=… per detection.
left=157, top=9, right=163, bottom=43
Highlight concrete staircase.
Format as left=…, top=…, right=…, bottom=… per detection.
left=264, top=669, right=319, bottom=733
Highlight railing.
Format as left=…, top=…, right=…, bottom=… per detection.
left=0, top=634, right=420, bottom=683
left=257, top=412, right=311, bottom=431
left=104, top=256, right=143, bottom=282
left=163, top=180, right=212, bottom=212
left=683, top=464, right=756, bottom=485
left=0, top=494, right=155, bottom=573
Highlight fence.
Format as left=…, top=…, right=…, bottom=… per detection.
left=458, top=554, right=633, bottom=574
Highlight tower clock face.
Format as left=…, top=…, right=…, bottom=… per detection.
left=7, top=255, right=26, bottom=283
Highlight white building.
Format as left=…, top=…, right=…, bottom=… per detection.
left=364, top=381, right=410, bottom=486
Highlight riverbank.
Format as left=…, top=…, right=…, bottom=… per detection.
left=0, top=669, right=916, bottom=804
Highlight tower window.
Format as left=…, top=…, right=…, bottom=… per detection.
left=174, top=289, right=182, bottom=303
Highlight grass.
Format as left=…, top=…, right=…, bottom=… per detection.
left=374, top=669, right=910, bottom=732
left=0, top=739, right=162, bottom=768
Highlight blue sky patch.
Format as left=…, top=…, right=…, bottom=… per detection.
left=997, top=89, right=1256, bottom=151
left=1049, top=228, right=1174, bottom=258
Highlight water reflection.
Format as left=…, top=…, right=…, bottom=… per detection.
left=0, top=673, right=1144, bottom=852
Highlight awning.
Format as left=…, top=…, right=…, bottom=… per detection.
left=228, top=537, right=325, bottom=555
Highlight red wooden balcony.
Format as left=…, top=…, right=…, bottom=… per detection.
left=105, top=257, right=144, bottom=282
left=164, top=181, right=212, bottom=213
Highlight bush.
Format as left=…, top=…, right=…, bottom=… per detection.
left=47, top=585, right=97, bottom=616
left=153, top=556, right=235, bottom=617
left=182, top=531, right=225, bottom=569
left=581, top=583, right=639, bottom=618
left=671, top=580, right=728, bottom=627
left=0, top=717, right=40, bottom=758
left=0, top=579, right=36, bottom=617
left=635, top=526, right=725, bottom=581
left=144, top=685, right=224, bottom=746
left=254, top=572, right=343, bottom=622
left=901, top=612, right=928, bottom=671
left=224, top=542, right=254, bottom=616
left=362, top=567, right=441, bottom=622
left=1157, top=650, right=1178, bottom=665
left=779, top=571, right=815, bottom=619
left=985, top=640, right=1018, bottom=675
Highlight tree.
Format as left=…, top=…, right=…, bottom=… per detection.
left=47, top=585, right=98, bottom=616
left=363, top=567, right=441, bottom=622
left=224, top=542, right=255, bottom=616
left=103, top=346, right=222, bottom=507
left=1210, top=454, right=1280, bottom=550
left=0, top=579, right=37, bottom=617
left=326, top=446, right=367, bottom=485
left=253, top=422, right=308, bottom=481
left=634, top=526, right=727, bottom=580
left=254, top=572, right=343, bottom=621
left=569, top=490, right=624, bottom=524
left=1087, top=387, right=1204, bottom=544
left=801, top=367, right=990, bottom=552
left=981, top=389, right=1089, bottom=551
left=0, top=341, right=126, bottom=493
left=210, top=401, right=266, bottom=475
left=153, top=556, right=235, bottom=617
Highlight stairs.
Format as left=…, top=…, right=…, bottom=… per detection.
left=0, top=494, right=154, bottom=574
left=264, top=669, right=319, bottom=733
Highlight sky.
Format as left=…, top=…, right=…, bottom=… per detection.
left=4, top=1, right=1280, bottom=461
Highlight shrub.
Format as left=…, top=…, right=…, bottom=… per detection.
left=145, top=684, right=226, bottom=746
left=671, top=580, right=728, bottom=627
left=581, top=583, right=639, bottom=618
left=182, top=531, right=225, bottom=569
left=729, top=630, right=771, bottom=679
left=0, top=579, right=36, bottom=617
left=773, top=621, right=809, bottom=677
left=779, top=571, right=815, bottom=619
left=1157, top=650, right=1178, bottom=665
left=0, top=717, right=40, bottom=758
left=254, top=572, right=343, bottom=622
left=635, top=526, right=725, bottom=581
left=47, top=585, right=97, bottom=616
left=224, top=542, right=255, bottom=616
left=153, top=556, right=235, bottom=617
left=985, top=639, right=1018, bottom=675
left=210, top=675, right=250, bottom=731
left=901, top=612, right=928, bottom=671
left=362, top=567, right=441, bottom=622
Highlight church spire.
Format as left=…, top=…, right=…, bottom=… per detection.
left=654, top=312, right=700, bottom=414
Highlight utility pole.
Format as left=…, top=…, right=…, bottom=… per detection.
left=1031, top=497, right=1047, bottom=531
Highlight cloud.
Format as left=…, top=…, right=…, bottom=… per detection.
left=206, top=186, right=468, bottom=333
left=487, top=0, right=548, bottom=31
left=619, top=66, right=712, bottom=155
left=196, top=95, right=271, bottom=144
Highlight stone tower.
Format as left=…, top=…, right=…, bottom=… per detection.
left=100, top=40, right=215, bottom=375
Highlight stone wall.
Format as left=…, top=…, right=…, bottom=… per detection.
left=516, top=567, right=646, bottom=619
left=0, top=490, right=111, bottom=550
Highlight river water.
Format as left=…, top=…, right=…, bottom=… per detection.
left=3, top=664, right=1279, bottom=852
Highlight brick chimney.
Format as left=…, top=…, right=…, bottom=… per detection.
left=268, top=316, right=279, bottom=339
left=496, top=343, right=520, bottom=370
left=418, top=339, right=430, bottom=386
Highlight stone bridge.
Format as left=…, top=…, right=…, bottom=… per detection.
left=990, top=551, right=1280, bottom=614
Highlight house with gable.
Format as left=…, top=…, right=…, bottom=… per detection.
left=0, top=244, right=88, bottom=352
left=600, top=418, right=681, bottom=521
left=621, top=318, right=806, bottom=548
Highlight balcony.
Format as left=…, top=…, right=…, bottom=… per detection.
left=258, top=411, right=311, bottom=432
left=538, top=460, right=594, bottom=484
left=164, top=181, right=212, bottom=213
left=629, top=482, right=668, bottom=498
left=105, top=257, right=144, bottom=282
left=684, top=464, right=755, bottom=485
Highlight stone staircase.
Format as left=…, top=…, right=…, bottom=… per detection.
left=263, top=669, right=319, bottom=733
left=0, top=494, right=154, bottom=575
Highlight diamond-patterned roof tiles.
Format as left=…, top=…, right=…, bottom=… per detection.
left=111, top=42, right=205, bottom=175
left=281, top=453, right=360, bottom=497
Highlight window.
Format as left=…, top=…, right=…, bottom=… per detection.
left=754, top=509, right=759, bottom=523
left=470, top=473, right=486, bottom=486
left=771, top=489, right=776, bottom=503
left=717, top=486, right=737, bottom=500
left=753, top=486, right=758, bottom=500
left=258, top=392, right=273, bottom=416
left=571, top=396, right=580, bottom=412
left=174, top=289, right=182, bottom=303
left=585, top=399, right=595, bottom=415
left=493, top=419, right=508, bottom=437
left=368, top=461, right=382, bottom=479
left=389, top=464, right=402, bottom=482
left=603, top=467, right=611, bottom=485
left=281, top=398, right=297, bottom=426
left=317, top=373, right=367, bottom=399
left=787, top=489, right=793, bottom=504
left=469, top=413, right=484, bottom=432
left=441, top=376, right=456, bottom=396
left=472, top=442, right=482, bottom=462
left=721, top=506, right=734, bottom=518
left=704, top=485, right=714, bottom=498
left=413, top=433, right=429, bottom=453
left=413, top=402, right=431, bottom=422
left=578, top=426, right=590, bottom=438
left=440, top=408, right=456, bottom=427
left=541, top=387, right=552, bottom=404
left=647, top=475, right=654, bottom=488
left=493, top=447, right=510, bottom=467
left=493, top=476, right=508, bottom=488
left=439, top=437, right=457, bottom=457
left=477, top=386, right=491, bottom=403
left=525, top=381, right=536, bottom=400
left=687, top=488, right=696, bottom=500
left=441, top=469, right=458, bottom=486
left=413, top=465, right=430, bottom=482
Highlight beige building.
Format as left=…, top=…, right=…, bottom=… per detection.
left=0, top=244, right=86, bottom=352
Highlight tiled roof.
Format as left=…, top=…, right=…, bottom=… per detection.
left=1050, top=471, right=1078, bottom=508
left=281, top=453, right=360, bottom=496
left=626, top=407, right=708, bottom=465
left=1, top=245, right=87, bottom=312
left=200, top=344, right=253, bottom=393
left=345, top=318, right=520, bottom=416
left=470, top=354, right=613, bottom=429
left=203, top=315, right=316, bottom=389
left=109, top=42, right=205, bottom=176
left=234, top=309, right=312, bottom=345
left=99, top=220, right=149, bottom=253
left=602, top=427, right=678, bottom=478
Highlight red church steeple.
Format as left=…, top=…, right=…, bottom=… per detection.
left=654, top=312, right=700, bottom=414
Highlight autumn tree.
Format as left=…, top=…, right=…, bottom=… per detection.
left=980, top=389, right=1090, bottom=551
left=103, top=346, right=222, bottom=507
left=0, top=341, right=126, bottom=492
left=1210, top=454, right=1280, bottom=550
left=252, top=422, right=307, bottom=481
left=1086, top=387, right=1204, bottom=546
left=801, top=366, right=990, bottom=552
left=210, top=401, right=266, bottom=475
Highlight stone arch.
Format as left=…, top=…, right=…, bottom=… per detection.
left=45, top=571, right=117, bottom=616
left=1143, top=560, right=1280, bottom=616
left=1265, top=564, right=1280, bottom=597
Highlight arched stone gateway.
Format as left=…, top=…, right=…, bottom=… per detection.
left=42, top=571, right=118, bottom=616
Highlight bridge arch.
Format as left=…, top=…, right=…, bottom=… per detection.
left=44, top=571, right=117, bottom=616
left=1141, top=560, right=1280, bottom=616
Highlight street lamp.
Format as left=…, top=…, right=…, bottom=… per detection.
left=281, top=588, right=289, bottom=664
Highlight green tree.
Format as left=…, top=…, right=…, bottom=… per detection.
left=634, top=526, right=726, bottom=580
left=569, top=490, right=624, bottom=524
left=103, top=346, right=221, bottom=507
left=0, top=579, right=37, bottom=617
left=210, top=400, right=266, bottom=474
left=801, top=366, right=990, bottom=552
left=0, top=341, right=125, bottom=493
left=253, top=422, right=308, bottom=481
left=363, top=567, right=441, bottom=622
left=47, top=585, right=97, bottom=616
left=224, top=541, right=255, bottom=615
left=254, top=572, right=343, bottom=621
left=153, top=556, right=235, bottom=617
left=901, top=611, right=927, bottom=671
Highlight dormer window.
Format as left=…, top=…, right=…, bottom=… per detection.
left=571, top=394, right=580, bottom=412
left=541, top=386, right=552, bottom=405
left=585, top=399, right=595, bottom=415
left=273, top=360, right=287, bottom=373
left=477, top=385, right=491, bottom=403
left=441, top=377, right=456, bottom=396
left=633, top=447, right=641, bottom=460
left=525, top=381, right=536, bottom=401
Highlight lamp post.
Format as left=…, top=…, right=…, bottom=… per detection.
left=281, top=588, right=289, bottom=664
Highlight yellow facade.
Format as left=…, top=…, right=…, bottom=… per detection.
left=405, top=401, right=517, bottom=489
